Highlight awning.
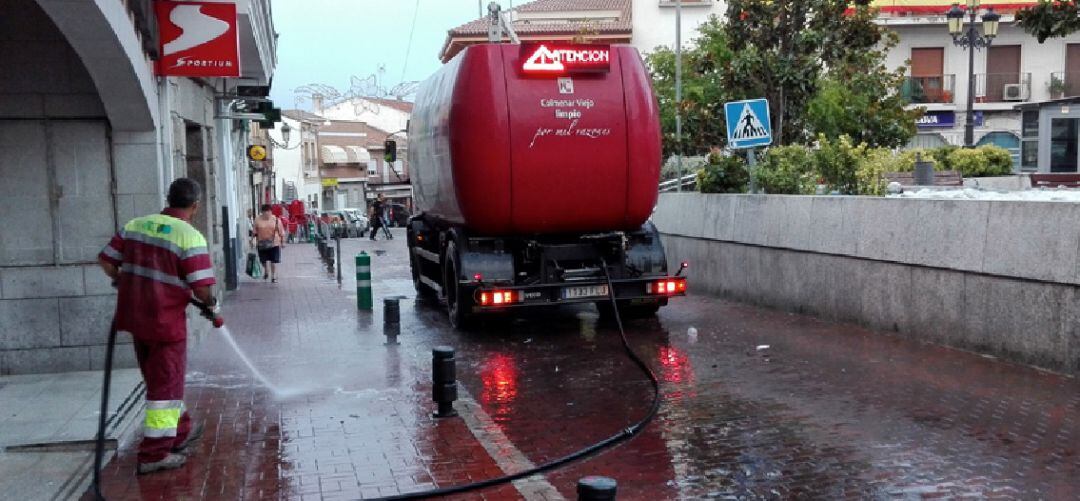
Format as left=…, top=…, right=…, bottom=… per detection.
left=321, top=145, right=348, bottom=164
left=344, top=146, right=371, bottom=163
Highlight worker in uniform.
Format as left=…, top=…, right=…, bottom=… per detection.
left=97, top=178, right=220, bottom=474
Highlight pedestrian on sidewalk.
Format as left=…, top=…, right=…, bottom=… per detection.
left=97, top=178, right=219, bottom=475
left=253, top=203, right=286, bottom=283
left=369, top=194, right=391, bottom=241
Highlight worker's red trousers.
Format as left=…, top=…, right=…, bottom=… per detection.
left=133, top=338, right=192, bottom=463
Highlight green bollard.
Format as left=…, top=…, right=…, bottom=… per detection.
left=356, top=251, right=372, bottom=310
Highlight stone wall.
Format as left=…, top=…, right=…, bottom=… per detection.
left=0, top=0, right=161, bottom=375
left=654, top=193, right=1080, bottom=374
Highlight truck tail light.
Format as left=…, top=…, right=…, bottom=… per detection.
left=647, top=278, right=686, bottom=295
left=478, top=290, right=520, bottom=306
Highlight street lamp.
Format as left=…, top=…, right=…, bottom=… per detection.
left=269, top=122, right=301, bottom=149
left=946, top=1, right=1000, bottom=147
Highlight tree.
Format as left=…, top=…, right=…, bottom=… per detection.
left=1016, top=0, right=1080, bottom=42
left=722, top=0, right=908, bottom=145
left=806, top=76, right=919, bottom=149
left=645, top=17, right=734, bottom=156
left=646, top=0, right=916, bottom=156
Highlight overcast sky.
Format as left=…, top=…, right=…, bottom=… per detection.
left=270, top=0, right=491, bottom=110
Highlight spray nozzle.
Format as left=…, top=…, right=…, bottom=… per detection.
left=188, top=298, right=224, bottom=328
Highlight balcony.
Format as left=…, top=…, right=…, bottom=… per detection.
left=1050, top=72, right=1080, bottom=99
left=902, top=75, right=956, bottom=104
left=975, top=73, right=1032, bottom=103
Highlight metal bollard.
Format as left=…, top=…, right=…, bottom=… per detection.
left=335, top=235, right=343, bottom=285
left=383, top=297, right=400, bottom=325
left=356, top=252, right=372, bottom=310
left=432, top=346, right=458, bottom=418
left=383, top=297, right=400, bottom=344
left=577, top=476, right=617, bottom=501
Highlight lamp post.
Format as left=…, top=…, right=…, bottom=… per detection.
left=674, top=0, right=683, bottom=191
left=269, top=122, right=302, bottom=150
left=946, top=0, right=1001, bottom=148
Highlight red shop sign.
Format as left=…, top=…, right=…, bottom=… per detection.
left=520, top=44, right=611, bottom=75
left=156, top=1, right=240, bottom=77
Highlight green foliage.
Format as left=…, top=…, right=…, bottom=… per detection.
left=697, top=152, right=749, bottom=193
left=892, top=148, right=935, bottom=172
left=889, top=145, right=1014, bottom=176
left=977, top=145, right=1015, bottom=175
left=1016, top=0, right=1080, bottom=42
left=930, top=145, right=958, bottom=171
left=856, top=148, right=894, bottom=196
left=812, top=135, right=867, bottom=195
left=945, top=146, right=1014, bottom=177
left=754, top=145, right=816, bottom=194
left=946, top=149, right=988, bottom=177
left=645, top=18, right=734, bottom=156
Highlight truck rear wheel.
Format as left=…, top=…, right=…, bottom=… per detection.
left=443, top=241, right=473, bottom=329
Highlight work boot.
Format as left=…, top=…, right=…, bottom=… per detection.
left=172, top=421, right=205, bottom=454
left=137, top=453, right=187, bottom=475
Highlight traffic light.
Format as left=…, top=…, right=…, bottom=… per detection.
left=384, top=139, right=397, bottom=163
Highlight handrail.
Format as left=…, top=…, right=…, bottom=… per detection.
left=659, top=173, right=697, bottom=193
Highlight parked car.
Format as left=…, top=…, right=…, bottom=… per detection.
left=341, top=208, right=370, bottom=236
left=321, top=210, right=367, bottom=238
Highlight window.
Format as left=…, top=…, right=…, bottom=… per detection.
left=392, top=160, right=403, bottom=176
left=1021, top=111, right=1039, bottom=170
left=367, top=160, right=377, bottom=176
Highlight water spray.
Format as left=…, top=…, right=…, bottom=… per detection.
left=188, top=299, right=309, bottom=399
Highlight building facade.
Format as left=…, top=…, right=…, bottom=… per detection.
left=266, top=111, right=327, bottom=210
left=876, top=0, right=1080, bottom=171
left=317, top=120, right=411, bottom=212
left=0, top=0, right=277, bottom=375
left=631, top=0, right=724, bottom=55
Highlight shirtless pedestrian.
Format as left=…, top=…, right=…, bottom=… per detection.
left=253, top=204, right=286, bottom=283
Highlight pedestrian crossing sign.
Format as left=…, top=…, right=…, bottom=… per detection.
left=724, top=98, right=772, bottom=149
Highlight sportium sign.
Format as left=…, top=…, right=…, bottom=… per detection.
left=156, top=1, right=240, bottom=77
left=521, top=44, right=611, bottom=74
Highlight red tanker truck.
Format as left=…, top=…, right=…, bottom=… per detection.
left=407, top=43, right=686, bottom=327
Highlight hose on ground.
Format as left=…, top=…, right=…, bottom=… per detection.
left=378, top=258, right=662, bottom=500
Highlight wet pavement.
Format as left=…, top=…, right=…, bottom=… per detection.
left=89, top=230, right=1080, bottom=500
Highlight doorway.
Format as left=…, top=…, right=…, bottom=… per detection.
left=1050, top=118, right=1079, bottom=172
left=185, top=123, right=214, bottom=242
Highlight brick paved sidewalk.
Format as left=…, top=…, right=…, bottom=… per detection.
left=89, top=240, right=522, bottom=500
left=87, top=234, right=1080, bottom=500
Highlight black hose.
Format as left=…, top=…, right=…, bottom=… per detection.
left=92, top=300, right=215, bottom=501
left=92, top=290, right=659, bottom=500
left=92, top=322, right=118, bottom=501
left=377, top=259, right=662, bottom=500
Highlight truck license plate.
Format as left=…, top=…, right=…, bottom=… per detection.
left=563, top=285, right=609, bottom=299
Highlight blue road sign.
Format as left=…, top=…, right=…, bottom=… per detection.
left=724, top=99, right=772, bottom=149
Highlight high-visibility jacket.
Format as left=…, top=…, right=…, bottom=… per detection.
left=99, top=208, right=216, bottom=343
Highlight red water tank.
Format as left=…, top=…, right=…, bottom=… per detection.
left=409, top=43, right=661, bottom=235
